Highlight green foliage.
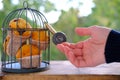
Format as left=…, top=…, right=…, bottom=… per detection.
left=54, top=8, right=86, bottom=43
left=1, top=0, right=120, bottom=60
left=84, top=0, right=120, bottom=30
left=49, top=8, right=87, bottom=59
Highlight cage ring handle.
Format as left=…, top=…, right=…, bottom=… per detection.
left=23, top=1, right=29, bottom=8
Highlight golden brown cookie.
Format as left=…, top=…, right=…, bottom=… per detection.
left=5, top=31, right=27, bottom=56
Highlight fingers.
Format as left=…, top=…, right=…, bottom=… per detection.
left=63, top=46, right=80, bottom=66
left=62, top=42, right=71, bottom=47
left=63, top=46, right=87, bottom=68
left=56, top=44, right=65, bottom=53
left=57, top=44, right=89, bottom=67
left=61, top=42, right=83, bottom=49
left=56, top=42, right=71, bottom=53
left=57, top=41, right=83, bottom=57
left=57, top=44, right=87, bottom=67
left=57, top=43, right=83, bottom=56
left=75, top=27, right=92, bottom=36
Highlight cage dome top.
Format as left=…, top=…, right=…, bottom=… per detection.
left=2, top=1, right=48, bottom=29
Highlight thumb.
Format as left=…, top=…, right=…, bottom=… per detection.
left=75, top=27, right=92, bottom=36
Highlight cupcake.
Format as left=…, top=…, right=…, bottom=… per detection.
left=3, top=18, right=32, bottom=56
left=3, top=30, right=28, bottom=56
left=9, top=18, right=32, bottom=38
left=16, top=44, right=42, bottom=68
left=18, top=55, right=41, bottom=68
left=31, top=30, right=49, bottom=50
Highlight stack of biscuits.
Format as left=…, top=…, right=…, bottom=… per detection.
left=3, top=18, right=49, bottom=68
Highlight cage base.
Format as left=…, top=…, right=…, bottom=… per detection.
left=2, top=61, right=49, bottom=73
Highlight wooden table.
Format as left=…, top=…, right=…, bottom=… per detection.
left=0, top=61, right=120, bottom=80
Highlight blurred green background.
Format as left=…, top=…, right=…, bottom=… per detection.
left=0, top=0, right=120, bottom=60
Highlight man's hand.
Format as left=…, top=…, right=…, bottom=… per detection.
left=57, top=26, right=111, bottom=67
